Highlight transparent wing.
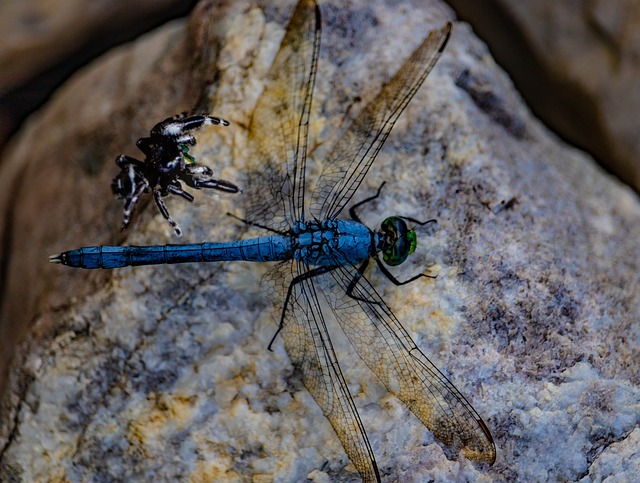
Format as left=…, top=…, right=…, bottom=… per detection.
left=264, top=261, right=381, bottom=482
left=244, top=0, right=320, bottom=232
left=317, top=259, right=496, bottom=464
left=310, top=22, right=451, bottom=221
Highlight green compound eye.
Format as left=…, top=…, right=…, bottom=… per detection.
left=180, top=145, right=195, bottom=164
left=380, top=216, right=417, bottom=266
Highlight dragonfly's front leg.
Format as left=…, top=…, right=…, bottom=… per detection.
left=349, top=181, right=387, bottom=223
left=343, top=257, right=435, bottom=307
left=344, top=258, right=379, bottom=305
left=373, top=255, right=436, bottom=286
left=350, top=182, right=437, bottom=287
left=350, top=181, right=437, bottom=228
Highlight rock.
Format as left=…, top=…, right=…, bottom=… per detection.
left=0, top=0, right=194, bottom=95
left=449, top=0, right=640, bottom=193
left=0, top=0, right=198, bottom=148
left=1, top=0, right=639, bottom=481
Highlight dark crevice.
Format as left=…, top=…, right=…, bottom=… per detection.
left=0, top=1, right=200, bottom=157
left=447, top=0, right=629, bottom=189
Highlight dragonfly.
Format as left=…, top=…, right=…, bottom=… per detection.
left=50, top=0, right=496, bottom=480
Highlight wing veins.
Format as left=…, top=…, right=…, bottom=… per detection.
left=311, top=22, right=452, bottom=220
left=245, top=0, right=320, bottom=230
left=279, top=261, right=381, bottom=481
left=318, top=258, right=496, bottom=463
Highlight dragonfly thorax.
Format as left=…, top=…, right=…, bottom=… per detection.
left=292, top=219, right=374, bottom=266
left=378, top=216, right=418, bottom=266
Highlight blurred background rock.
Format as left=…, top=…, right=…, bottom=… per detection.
left=0, top=0, right=198, bottom=150
left=2, top=0, right=638, bottom=192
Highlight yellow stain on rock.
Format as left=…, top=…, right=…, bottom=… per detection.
left=426, top=307, right=458, bottom=333
left=127, top=392, right=198, bottom=453
left=189, top=459, right=243, bottom=483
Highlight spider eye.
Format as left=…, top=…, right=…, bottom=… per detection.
left=380, top=216, right=417, bottom=266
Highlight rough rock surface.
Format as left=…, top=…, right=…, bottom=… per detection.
left=1, top=0, right=639, bottom=481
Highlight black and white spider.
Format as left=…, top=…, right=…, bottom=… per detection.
left=112, top=113, right=240, bottom=236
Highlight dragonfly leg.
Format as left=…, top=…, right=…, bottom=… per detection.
left=153, top=190, right=182, bottom=236
left=349, top=181, right=438, bottom=227
left=343, top=258, right=385, bottom=305
left=226, top=212, right=284, bottom=235
left=349, top=181, right=386, bottom=222
left=374, top=254, right=436, bottom=286
left=399, top=215, right=437, bottom=226
left=268, top=265, right=337, bottom=351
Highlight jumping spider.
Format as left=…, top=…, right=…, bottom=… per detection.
left=112, top=113, right=240, bottom=236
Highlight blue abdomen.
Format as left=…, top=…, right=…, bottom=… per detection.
left=54, top=235, right=293, bottom=269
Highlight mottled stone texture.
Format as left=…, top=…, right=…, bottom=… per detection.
left=1, top=0, right=639, bottom=481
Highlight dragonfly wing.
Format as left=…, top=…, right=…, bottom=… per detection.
left=245, top=0, right=320, bottom=231
left=310, top=22, right=451, bottom=221
left=318, top=261, right=496, bottom=464
left=265, top=261, right=381, bottom=482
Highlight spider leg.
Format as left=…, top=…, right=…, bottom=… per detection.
left=152, top=115, right=229, bottom=140
left=153, top=190, right=182, bottom=236
left=182, top=163, right=240, bottom=193
left=167, top=182, right=195, bottom=202
left=113, top=155, right=147, bottom=198
left=189, top=177, right=240, bottom=193
left=121, top=179, right=149, bottom=230
left=176, top=135, right=196, bottom=145
left=186, top=164, right=213, bottom=176
left=179, top=115, right=230, bottom=131
left=115, top=154, right=144, bottom=169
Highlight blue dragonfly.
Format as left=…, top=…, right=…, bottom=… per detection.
left=51, top=0, right=495, bottom=479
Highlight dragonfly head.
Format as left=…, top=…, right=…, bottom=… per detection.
left=380, top=216, right=417, bottom=266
